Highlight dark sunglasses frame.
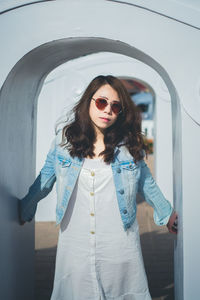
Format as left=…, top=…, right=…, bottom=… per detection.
left=92, top=97, right=122, bottom=114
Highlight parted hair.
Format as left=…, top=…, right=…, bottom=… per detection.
left=60, top=75, right=148, bottom=163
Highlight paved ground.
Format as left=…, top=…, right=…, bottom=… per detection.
left=35, top=155, right=175, bottom=300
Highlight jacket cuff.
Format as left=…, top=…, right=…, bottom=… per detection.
left=153, top=206, right=174, bottom=226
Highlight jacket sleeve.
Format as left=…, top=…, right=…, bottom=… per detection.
left=19, top=136, right=57, bottom=222
left=138, top=160, right=173, bottom=226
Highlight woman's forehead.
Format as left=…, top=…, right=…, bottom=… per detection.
left=94, top=84, right=120, bottom=100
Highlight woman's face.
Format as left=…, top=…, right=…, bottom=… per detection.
left=89, top=84, right=120, bottom=133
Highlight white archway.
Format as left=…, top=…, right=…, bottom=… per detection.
left=0, top=36, right=182, bottom=300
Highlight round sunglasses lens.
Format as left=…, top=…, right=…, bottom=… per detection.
left=112, top=103, right=122, bottom=114
left=96, top=98, right=107, bottom=110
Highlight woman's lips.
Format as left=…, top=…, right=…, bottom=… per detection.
left=99, top=117, right=110, bottom=122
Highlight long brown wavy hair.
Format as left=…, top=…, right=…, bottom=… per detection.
left=60, top=75, right=148, bottom=163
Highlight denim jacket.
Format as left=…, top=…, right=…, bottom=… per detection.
left=20, top=131, right=173, bottom=231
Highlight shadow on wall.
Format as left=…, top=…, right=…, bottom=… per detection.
left=0, top=184, right=35, bottom=300
left=140, top=231, right=174, bottom=300
left=35, top=246, right=56, bottom=300
left=0, top=183, right=17, bottom=224
left=137, top=194, right=175, bottom=300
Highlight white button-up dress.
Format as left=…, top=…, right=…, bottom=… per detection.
left=50, top=158, right=152, bottom=300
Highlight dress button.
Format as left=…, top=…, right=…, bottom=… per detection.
left=123, top=209, right=127, bottom=214
left=90, top=213, right=95, bottom=216
left=119, top=189, right=124, bottom=195
left=116, top=168, right=121, bottom=173
left=90, top=231, right=95, bottom=234
left=90, top=192, right=94, bottom=196
left=91, top=171, right=95, bottom=176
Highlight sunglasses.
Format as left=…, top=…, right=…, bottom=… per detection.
left=92, top=97, right=122, bottom=114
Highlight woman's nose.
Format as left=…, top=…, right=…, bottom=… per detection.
left=104, top=103, right=112, bottom=114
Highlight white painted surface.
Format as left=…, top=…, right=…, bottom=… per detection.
left=111, top=0, right=200, bottom=29
left=0, top=0, right=199, bottom=299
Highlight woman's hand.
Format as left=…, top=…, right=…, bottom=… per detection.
left=167, top=211, right=178, bottom=234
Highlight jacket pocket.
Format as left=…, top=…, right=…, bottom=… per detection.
left=121, top=161, right=139, bottom=181
left=56, top=154, right=72, bottom=175
left=121, top=161, right=138, bottom=171
left=57, top=154, right=72, bottom=167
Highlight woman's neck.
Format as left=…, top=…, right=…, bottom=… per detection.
left=91, top=127, right=105, bottom=158
left=93, top=138, right=105, bottom=158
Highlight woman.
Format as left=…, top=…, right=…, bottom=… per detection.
left=19, top=75, right=178, bottom=300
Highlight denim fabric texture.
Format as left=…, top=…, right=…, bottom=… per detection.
left=20, top=131, right=173, bottom=231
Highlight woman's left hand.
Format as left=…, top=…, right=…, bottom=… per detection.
left=167, top=212, right=178, bottom=234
